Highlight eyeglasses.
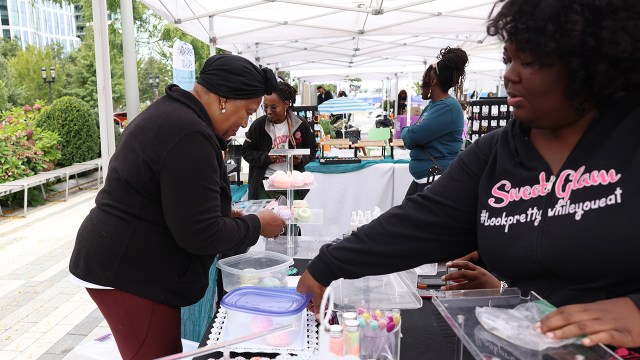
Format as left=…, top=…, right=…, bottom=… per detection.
left=262, top=101, right=287, bottom=112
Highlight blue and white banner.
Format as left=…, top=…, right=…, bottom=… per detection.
left=172, top=40, right=196, bottom=90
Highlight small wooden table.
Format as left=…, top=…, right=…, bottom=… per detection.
left=353, top=140, right=387, bottom=158
left=390, top=139, right=405, bottom=158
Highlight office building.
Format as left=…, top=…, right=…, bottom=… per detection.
left=0, top=0, right=79, bottom=52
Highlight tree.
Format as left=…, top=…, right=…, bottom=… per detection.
left=57, top=37, right=99, bottom=109
left=0, top=55, right=9, bottom=110
left=0, top=38, right=20, bottom=59
left=412, top=81, right=422, bottom=96
left=0, top=80, right=8, bottom=111
left=43, top=0, right=210, bottom=111
left=138, top=56, right=171, bottom=105
left=56, top=13, right=127, bottom=110
left=318, top=84, right=337, bottom=96
left=7, top=45, right=64, bottom=106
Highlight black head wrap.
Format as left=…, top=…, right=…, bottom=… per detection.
left=197, top=54, right=278, bottom=99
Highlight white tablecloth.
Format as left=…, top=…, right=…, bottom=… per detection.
left=300, top=163, right=413, bottom=238
left=392, top=163, right=412, bottom=205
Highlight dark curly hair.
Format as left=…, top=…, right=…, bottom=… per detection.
left=274, top=81, right=298, bottom=107
left=423, top=47, right=468, bottom=93
left=487, top=0, right=640, bottom=110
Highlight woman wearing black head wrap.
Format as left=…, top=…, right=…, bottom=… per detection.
left=69, top=54, right=286, bottom=359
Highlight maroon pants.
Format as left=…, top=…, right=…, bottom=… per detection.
left=87, top=288, right=183, bottom=359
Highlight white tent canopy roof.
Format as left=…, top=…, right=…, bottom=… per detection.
left=141, top=0, right=505, bottom=79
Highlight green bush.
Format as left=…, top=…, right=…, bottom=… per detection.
left=35, top=96, right=99, bottom=167
left=0, top=103, right=61, bottom=207
left=319, top=119, right=335, bottom=139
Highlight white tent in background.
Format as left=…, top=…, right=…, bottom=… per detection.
left=139, top=0, right=504, bottom=73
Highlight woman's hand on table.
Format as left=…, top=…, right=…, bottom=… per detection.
left=255, top=209, right=286, bottom=238
left=296, top=270, right=326, bottom=318
left=537, top=297, right=640, bottom=348
left=440, top=260, right=500, bottom=291
left=231, top=209, right=244, bottom=218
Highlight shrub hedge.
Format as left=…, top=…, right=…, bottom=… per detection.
left=35, top=97, right=100, bottom=167
left=0, top=103, right=61, bottom=207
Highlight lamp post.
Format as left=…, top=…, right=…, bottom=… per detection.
left=41, top=66, right=56, bottom=104
left=148, top=74, right=160, bottom=100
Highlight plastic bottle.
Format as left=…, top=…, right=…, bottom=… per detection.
left=344, top=319, right=360, bottom=356
left=348, top=211, right=358, bottom=234
left=350, top=211, right=357, bottom=226
left=341, top=311, right=357, bottom=331
left=364, top=210, right=372, bottom=224
left=372, top=206, right=381, bottom=219
left=328, top=324, right=344, bottom=356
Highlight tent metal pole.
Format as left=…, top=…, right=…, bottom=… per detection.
left=394, top=73, right=399, bottom=117
left=92, top=0, right=116, bottom=179
left=120, top=0, right=140, bottom=122
left=406, top=71, right=413, bottom=120
left=209, top=16, right=217, bottom=56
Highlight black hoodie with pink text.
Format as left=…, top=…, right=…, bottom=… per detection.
left=307, top=97, right=640, bottom=310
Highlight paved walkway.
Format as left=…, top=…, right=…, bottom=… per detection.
left=0, top=189, right=112, bottom=360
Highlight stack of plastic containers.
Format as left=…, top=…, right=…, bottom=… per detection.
left=216, top=251, right=293, bottom=292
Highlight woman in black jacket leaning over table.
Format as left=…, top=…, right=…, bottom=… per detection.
left=298, top=0, right=640, bottom=351
left=241, top=80, right=317, bottom=200
left=69, top=54, right=286, bottom=359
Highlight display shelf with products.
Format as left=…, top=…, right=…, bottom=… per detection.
left=291, top=106, right=321, bottom=158
left=467, top=98, right=511, bottom=144
left=291, top=208, right=323, bottom=225
left=250, top=236, right=334, bottom=260
left=262, top=180, right=315, bottom=191
left=267, top=149, right=323, bottom=247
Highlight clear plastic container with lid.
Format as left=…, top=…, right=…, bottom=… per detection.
left=220, top=287, right=311, bottom=348
left=217, top=251, right=294, bottom=292
left=331, top=269, right=422, bottom=310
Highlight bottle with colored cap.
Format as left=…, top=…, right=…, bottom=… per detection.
left=344, top=319, right=360, bottom=356
left=328, top=324, right=344, bottom=356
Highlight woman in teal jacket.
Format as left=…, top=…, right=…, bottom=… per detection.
left=401, top=47, right=468, bottom=197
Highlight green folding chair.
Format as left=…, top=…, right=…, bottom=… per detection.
left=366, top=127, right=391, bottom=157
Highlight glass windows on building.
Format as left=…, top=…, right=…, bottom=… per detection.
left=0, top=0, right=9, bottom=27
left=2, top=0, right=77, bottom=51
left=9, top=0, right=17, bottom=25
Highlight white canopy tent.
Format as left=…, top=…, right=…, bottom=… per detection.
left=140, top=0, right=504, bottom=73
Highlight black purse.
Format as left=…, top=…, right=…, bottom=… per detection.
left=425, top=151, right=445, bottom=185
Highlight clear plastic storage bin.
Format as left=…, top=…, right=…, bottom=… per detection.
left=217, top=251, right=294, bottom=292
left=433, top=288, right=622, bottom=360
left=331, top=269, right=422, bottom=310
left=220, top=287, right=310, bottom=348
